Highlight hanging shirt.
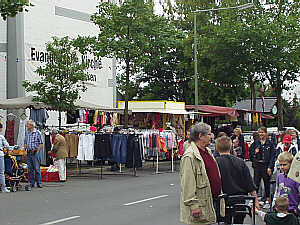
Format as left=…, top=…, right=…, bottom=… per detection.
left=29, top=109, right=49, bottom=126
left=17, top=119, right=26, bottom=147
left=77, top=134, right=95, bottom=160
left=5, top=120, right=15, bottom=145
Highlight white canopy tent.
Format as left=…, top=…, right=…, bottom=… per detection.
left=0, top=96, right=48, bottom=109
left=117, top=100, right=188, bottom=115
left=0, top=96, right=128, bottom=113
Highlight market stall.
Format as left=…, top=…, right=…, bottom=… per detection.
left=186, top=104, right=275, bottom=135
left=118, top=100, right=189, bottom=173
left=118, top=100, right=188, bottom=136
left=0, top=96, right=133, bottom=181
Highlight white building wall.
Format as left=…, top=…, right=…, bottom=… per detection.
left=23, top=0, right=114, bottom=126
left=0, top=18, right=7, bottom=134
left=0, top=19, right=7, bottom=43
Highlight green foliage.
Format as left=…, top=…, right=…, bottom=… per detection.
left=135, top=18, right=186, bottom=102
left=0, top=0, right=33, bottom=20
left=235, top=1, right=300, bottom=128
left=172, top=0, right=300, bottom=121
left=23, top=36, right=88, bottom=114
left=88, top=0, right=154, bottom=63
left=159, top=0, right=250, bottom=107
left=74, top=0, right=185, bottom=126
left=284, top=95, right=300, bottom=130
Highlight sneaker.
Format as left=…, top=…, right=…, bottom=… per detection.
left=263, top=203, right=270, bottom=209
left=246, top=200, right=253, bottom=207
left=2, top=188, right=10, bottom=193
left=259, top=201, right=264, bottom=206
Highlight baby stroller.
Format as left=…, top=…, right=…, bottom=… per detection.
left=4, top=154, right=30, bottom=192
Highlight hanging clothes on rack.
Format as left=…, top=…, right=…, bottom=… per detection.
left=29, top=108, right=49, bottom=127
left=41, top=133, right=47, bottom=165
left=45, top=134, right=52, bottom=166
left=111, top=134, right=127, bottom=164
left=77, top=133, right=95, bottom=160
left=112, top=113, right=118, bottom=126
left=17, top=119, right=26, bottom=147
left=126, top=134, right=142, bottom=168
left=94, top=133, right=112, bottom=159
left=66, top=110, right=79, bottom=124
left=65, top=133, right=79, bottom=157
left=87, top=110, right=95, bottom=124
left=5, top=120, right=15, bottom=145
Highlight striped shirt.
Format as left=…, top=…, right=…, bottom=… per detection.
left=24, top=129, right=43, bottom=150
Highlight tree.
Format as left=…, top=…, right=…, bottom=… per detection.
left=75, top=0, right=183, bottom=127
left=255, top=1, right=300, bottom=129
left=134, top=18, right=185, bottom=102
left=23, top=36, right=88, bottom=128
left=189, top=0, right=300, bottom=129
left=158, top=0, right=250, bottom=106
left=0, top=0, right=32, bottom=20
left=226, top=0, right=300, bottom=129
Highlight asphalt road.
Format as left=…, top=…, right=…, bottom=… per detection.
left=1, top=163, right=264, bottom=225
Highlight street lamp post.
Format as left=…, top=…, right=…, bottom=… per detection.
left=194, top=13, right=198, bottom=116
left=193, top=1, right=254, bottom=114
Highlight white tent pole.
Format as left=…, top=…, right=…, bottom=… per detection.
left=171, top=148, right=174, bottom=173
left=156, top=148, right=159, bottom=174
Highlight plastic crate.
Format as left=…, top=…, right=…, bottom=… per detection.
left=25, top=170, right=68, bottom=182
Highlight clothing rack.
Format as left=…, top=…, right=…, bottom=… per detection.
left=7, top=113, right=18, bottom=119
left=70, top=131, right=141, bottom=179
left=139, top=128, right=178, bottom=174
left=156, top=129, right=177, bottom=174
left=73, top=161, right=137, bottom=179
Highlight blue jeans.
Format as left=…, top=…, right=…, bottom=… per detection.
left=111, top=134, right=127, bottom=164
left=27, top=152, right=42, bottom=186
left=0, top=155, right=6, bottom=192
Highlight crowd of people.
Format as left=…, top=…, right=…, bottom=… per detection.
left=180, top=122, right=300, bottom=225
left=0, top=120, right=68, bottom=192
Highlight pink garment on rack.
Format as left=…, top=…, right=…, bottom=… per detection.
left=179, top=140, right=184, bottom=156
left=84, top=110, right=89, bottom=123
left=156, top=113, right=160, bottom=128
left=79, top=109, right=84, bottom=123
left=90, top=126, right=97, bottom=132
left=149, top=133, right=152, bottom=148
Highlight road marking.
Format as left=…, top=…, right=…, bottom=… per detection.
left=123, top=195, right=169, bottom=206
left=40, top=216, right=80, bottom=225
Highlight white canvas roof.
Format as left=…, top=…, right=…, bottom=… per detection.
left=117, top=101, right=188, bottom=114
left=0, top=96, right=127, bottom=113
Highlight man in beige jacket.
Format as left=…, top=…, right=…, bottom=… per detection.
left=180, top=122, right=224, bottom=225
left=49, top=129, right=68, bottom=182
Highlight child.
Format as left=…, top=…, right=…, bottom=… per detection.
left=273, top=152, right=300, bottom=216
left=215, top=136, right=259, bottom=224
left=256, top=196, right=299, bottom=225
